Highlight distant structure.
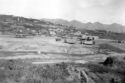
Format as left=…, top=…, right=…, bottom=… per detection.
left=16, top=33, right=26, bottom=38
left=49, top=31, right=56, bottom=36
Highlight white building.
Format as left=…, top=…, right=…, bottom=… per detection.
left=50, top=31, right=56, bottom=36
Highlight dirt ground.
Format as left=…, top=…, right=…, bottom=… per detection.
left=0, top=35, right=125, bottom=65
left=0, top=35, right=94, bottom=54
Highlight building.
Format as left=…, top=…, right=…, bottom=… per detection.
left=82, top=34, right=99, bottom=40
left=49, top=31, right=56, bottom=36
left=15, top=32, right=27, bottom=38
left=49, top=28, right=63, bottom=33
left=73, top=31, right=82, bottom=35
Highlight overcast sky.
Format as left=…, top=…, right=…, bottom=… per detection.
left=0, top=0, right=125, bottom=25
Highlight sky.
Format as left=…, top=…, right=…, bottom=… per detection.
left=0, top=0, right=125, bottom=25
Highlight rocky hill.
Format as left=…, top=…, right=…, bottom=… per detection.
left=0, top=15, right=70, bottom=35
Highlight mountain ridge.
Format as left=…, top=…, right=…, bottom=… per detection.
left=42, top=18, right=125, bottom=33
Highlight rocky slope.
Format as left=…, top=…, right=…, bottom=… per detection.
left=0, top=56, right=125, bottom=83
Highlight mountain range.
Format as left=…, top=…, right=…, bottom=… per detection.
left=0, top=14, right=124, bottom=33
left=42, top=19, right=125, bottom=33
